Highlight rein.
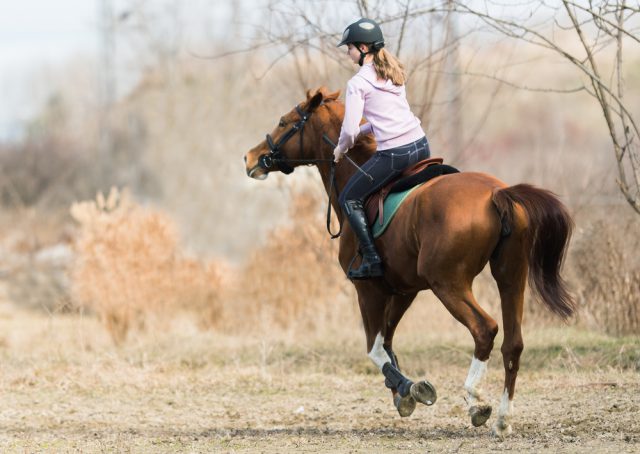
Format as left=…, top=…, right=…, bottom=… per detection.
left=258, top=104, right=342, bottom=239
left=326, top=162, right=342, bottom=239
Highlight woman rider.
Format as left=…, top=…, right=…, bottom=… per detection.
left=334, top=18, right=431, bottom=279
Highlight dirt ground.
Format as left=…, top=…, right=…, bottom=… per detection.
left=0, top=301, right=638, bottom=453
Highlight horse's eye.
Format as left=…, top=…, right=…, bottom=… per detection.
left=278, top=119, right=286, bottom=128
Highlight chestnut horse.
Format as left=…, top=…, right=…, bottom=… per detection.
left=243, top=87, right=575, bottom=437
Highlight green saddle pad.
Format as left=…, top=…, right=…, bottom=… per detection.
left=372, top=184, right=423, bottom=238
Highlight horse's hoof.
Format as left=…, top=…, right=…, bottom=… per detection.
left=469, top=404, right=492, bottom=427
left=394, top=394, right=416, bottom=417
left=410, top=380, right=437, bottom=406
left=492, top=420, right=513, bottom=439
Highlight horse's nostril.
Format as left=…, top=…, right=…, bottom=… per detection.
left=243, top=155, right=247, bottom=163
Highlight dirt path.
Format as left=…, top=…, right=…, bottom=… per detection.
left=0, top=308, right=638, bottom=452
left=1, top=365, right=639, bottom=453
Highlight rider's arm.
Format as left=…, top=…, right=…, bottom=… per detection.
left=336, top=79, right=366, bottom=153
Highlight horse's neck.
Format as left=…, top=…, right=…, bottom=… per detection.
left=311, top=102, right=376, bottom=220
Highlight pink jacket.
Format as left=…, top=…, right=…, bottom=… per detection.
left=337, top=62, right=424, bottom=152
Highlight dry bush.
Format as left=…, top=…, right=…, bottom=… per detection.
left=569, top=208, right=640, bottom=336
left=222, top=187, right=357, bottom=337
left=69, top=188, right=222, bottom=344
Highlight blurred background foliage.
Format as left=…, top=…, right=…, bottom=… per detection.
left=0, top=0, right=638, bottom=342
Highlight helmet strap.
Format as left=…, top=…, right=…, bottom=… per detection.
left=358, top=50, right=368, bottom=66
left=357, top=44, right=379, bottom=66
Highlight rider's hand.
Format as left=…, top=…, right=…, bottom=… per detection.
left=333, top=146, right=345, bottom=163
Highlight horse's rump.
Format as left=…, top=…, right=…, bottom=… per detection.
left=375, top=172, right=507, bottom=287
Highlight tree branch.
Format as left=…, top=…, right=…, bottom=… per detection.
left=564, top=0, right=640, bottom=43
left=396, top=0, right=412, bottom=58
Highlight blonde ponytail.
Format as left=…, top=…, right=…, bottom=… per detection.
left=372, top=48, right=406, bottom=86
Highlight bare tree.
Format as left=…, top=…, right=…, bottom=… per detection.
left=253, top=0, right=640, bottom=213
left=240, top=0, right=466, bottom=145
left=450, top=0, right=640, bottom=214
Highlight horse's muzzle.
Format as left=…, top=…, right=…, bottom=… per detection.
left=247, top=164, right=268, bottom=180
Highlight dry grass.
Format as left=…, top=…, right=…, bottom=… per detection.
left=569, top=208, right=640, bottom=336
left=69, top=187, right=223, bottom=344
left=0, top=298, right=637, bottom=452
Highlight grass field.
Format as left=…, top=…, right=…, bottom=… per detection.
left=1, top=295, right=638, bottom=453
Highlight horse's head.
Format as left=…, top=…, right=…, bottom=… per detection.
left=244, top=87, right=340, bottom=180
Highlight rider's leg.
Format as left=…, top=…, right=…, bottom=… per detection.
left=339, top=152, right=391, bottom=280
left=343, top=199, right=383, bottom=279
left=338, top=136, right=430, bottom=280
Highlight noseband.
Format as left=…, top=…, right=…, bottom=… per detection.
left=259, top=105, right=311, bottom=175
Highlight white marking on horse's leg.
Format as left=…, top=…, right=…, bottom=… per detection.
left=463, top=356, right=488, bottom=407
left=498, top=387, right=513, bottom=418
left=368, top=332, right=392, bottom=370
left=493, top=388, right=514, bottom=437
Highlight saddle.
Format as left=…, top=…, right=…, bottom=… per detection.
left=365, top=157, right=460, bottom=226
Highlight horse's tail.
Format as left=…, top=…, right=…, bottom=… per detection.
left=492, top=184, right=576, bottom=319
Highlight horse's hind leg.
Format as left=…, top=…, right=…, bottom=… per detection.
left=383, top=293, right=437, bottom=416
left=431, top=284, right=499, bottom=428
left=490, top=244, right=527, bottom=438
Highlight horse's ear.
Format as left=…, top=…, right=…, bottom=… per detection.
left=306, top=86, right=339, bottom=111
left=307, top=86, right=328, bottom=99
left=325, top=90, right=341, bottom=102
left=307, top=89, right=324, bottom=112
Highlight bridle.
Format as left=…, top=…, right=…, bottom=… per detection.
left=256, top=103, right=342, bottom=238
left=259, top=105, right=328, bottom=174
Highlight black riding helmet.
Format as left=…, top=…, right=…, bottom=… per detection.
left=337, top=18, right=385, bottom=66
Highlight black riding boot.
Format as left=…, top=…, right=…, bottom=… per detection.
left=344, top=200, right=383, bottom=279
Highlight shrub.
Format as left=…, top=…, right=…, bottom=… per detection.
left=569, top=210, right=640, bottom=336
left=223, top=188, right=355, bottom=336
left=69, top=188, right=222, bottom=343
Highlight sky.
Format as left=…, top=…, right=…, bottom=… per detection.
left=0, top=0, right=243, bottom=141
left=0, top=1, right=97, bottom=70
left=0, top=0, right=98, bottom=140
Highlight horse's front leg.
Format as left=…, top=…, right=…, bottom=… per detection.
left=359, top=287, right=437, bottom=417
left=379, top=339, right=438, bottom=416
left=382, top=293, right=437, bottom=416
left=380, top=346, right=415, bottom=415
left=368, top=332, right=415, bottom=416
